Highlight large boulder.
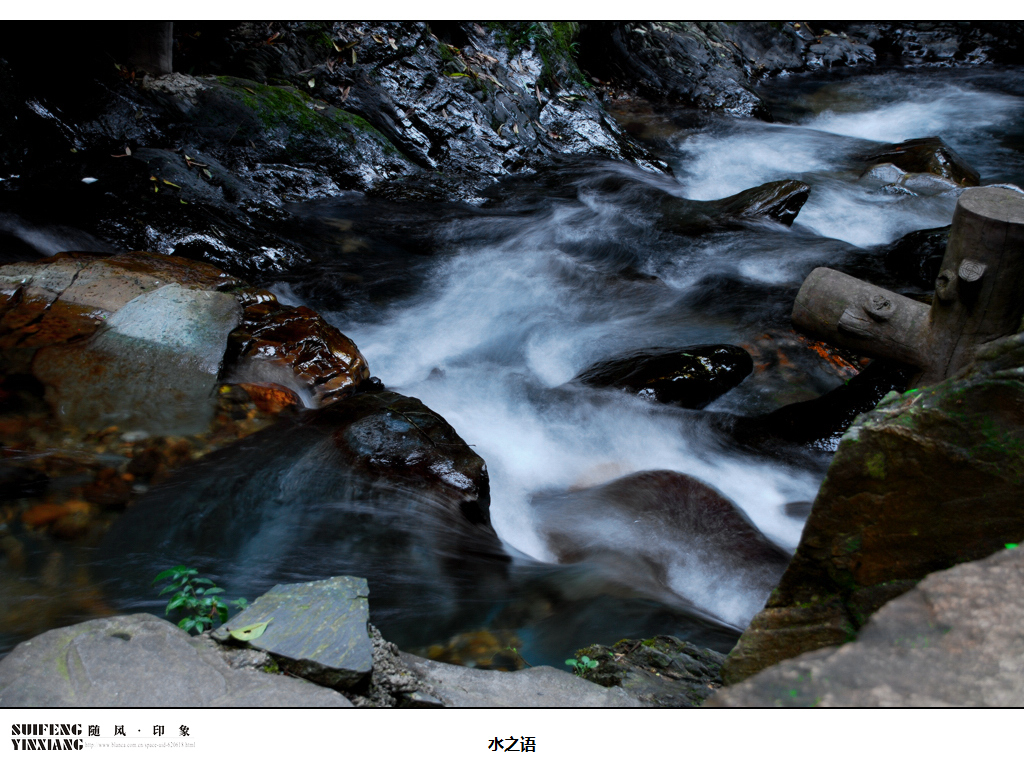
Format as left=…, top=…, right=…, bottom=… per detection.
left=721, top=331, right=1024, bottom=685
left=574, top=344, right=753, bottom=409
left=0, top=252, right=370, bottom=434
left=532, top=470, right=791, bottom=629
left=708, top=544, right=1024, bottom=706
left=97, top=390, right=508, bottom=648
left=0, top=614, right=351, bottom=707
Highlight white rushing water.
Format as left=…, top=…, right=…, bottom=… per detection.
left=673, top=74, right=1024, bottom=247
left=326, top=68, right=1024, bottom=629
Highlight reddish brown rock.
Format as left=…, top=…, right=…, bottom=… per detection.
left=224, top=299, right=370, bottom=407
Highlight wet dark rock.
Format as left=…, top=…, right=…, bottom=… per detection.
left=532, top=470, right=791, bottom=628
left=223, top=293, right=370, bottom=407
left=575, top=635, right=726, bottom=707
left=98, top=390, right=508, bottom=646
left=575, top=344, right=753, bottom=409
left=826, top=22, right=1024, bottom=67
left=659, top=180, right=811, bottom=234
left=728, top=360, right=914, bottom=454
left=170, top=22, right=665, bottom=195
left=803, top=31, right=876, bottom=69
left=579, top=23, right=798, bottom=118
left=721, top=331, right=1024, bottom=685
left=861, top=136, right=981, bottom=188
left=878, top=226, right=950, bottom=290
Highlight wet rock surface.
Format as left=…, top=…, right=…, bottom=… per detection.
left=575, top=344, right=753, bottom=409
left=878, top=225, right=950, bottom=290
left=224, top=291, right=370, bottom=406
left=575, top=635, right=726, bottom=707
left=96, top=390, right=508, bottom=647
left=532, top=470, right=791, bottom=629
left=709, top=545, right=1024, bottom=706
left=727, top=359, right=914, bottom=454
left=861, top=136, right=981, bottom=189
left=721, top=331, right=1024, bottom=685
left=659, top=180, right=811, bottom=234
left=1, top=251, right=369, bottom=433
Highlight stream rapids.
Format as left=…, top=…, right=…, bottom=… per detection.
left=3, top=65, right=1024, bottom=667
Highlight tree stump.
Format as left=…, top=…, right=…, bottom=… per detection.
left=793, top=186, right=1024, bottom=385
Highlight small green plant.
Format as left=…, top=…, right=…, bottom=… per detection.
left=152, top=566, right=248, bottom=635
left=565, top=655, right=599, bottom=676
left=506, top=645, right=533, bottom=668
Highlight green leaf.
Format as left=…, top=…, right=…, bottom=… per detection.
left=565, top=659, right=577, bottom=666
left=204, top=587, right=225, bottom=595
left=178, top=617, right=195, bottom=631
left=165, top=595, right=187, bottom=614
left=153, top=566, right=189, bottom=584
left=229, top=620, right=271, bottom=642
left=193, top=578, right=215, bottom=586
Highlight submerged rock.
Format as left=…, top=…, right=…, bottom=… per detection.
left=878, top=225, right=950, bottom=290
left=98, top=390, right=508, bottom=646
left=721, top=331, right=1024, bottom=685
left=575, top=344, right=752, bottom=409
left=532, top=470, right=791, bottom=628
left=861, top=136, right=980, bottom=188
left=728, top=359, right=913, bottom=453
left=659, top=180, right=811, bottom=234
left=709, top=545, right=1024, bottom=706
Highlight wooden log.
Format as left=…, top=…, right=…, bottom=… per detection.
left=792, top=268, right=931, bottom=368
left=793, top=185, right=1024, bottom=386
left=926, top=186, right=1024, bottom=380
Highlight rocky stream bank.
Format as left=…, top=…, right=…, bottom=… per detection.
left=3, top=22, right=1024, bottom=706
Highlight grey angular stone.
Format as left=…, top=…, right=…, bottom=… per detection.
left=399, top=653, right=642, bottom=707
left=214, top=576, right=373, bottom=688
left=0, top=614, right=351, bottom=707
left=708, top=545, right=1024, bottom=707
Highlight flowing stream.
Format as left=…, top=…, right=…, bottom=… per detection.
left=5, top=66, right=1024, bottom=665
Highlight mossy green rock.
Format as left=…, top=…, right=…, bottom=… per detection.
left=722, top=331, right=1024, bottom=684
left=214, top=576, right=373, bottom=688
